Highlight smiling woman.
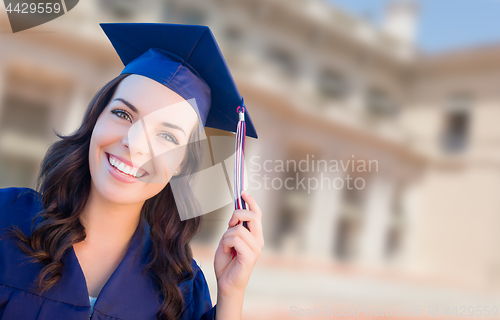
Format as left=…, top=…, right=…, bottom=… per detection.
left=0, top=23, right=264, bottom=320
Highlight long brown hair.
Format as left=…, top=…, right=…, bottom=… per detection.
left=3, top=73, right=204, bottom=320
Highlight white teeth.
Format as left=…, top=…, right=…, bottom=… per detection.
left=108, top=154, right=145, bottom=178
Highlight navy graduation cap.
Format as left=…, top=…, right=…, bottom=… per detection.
left=99, top=22, right=258, bottom=139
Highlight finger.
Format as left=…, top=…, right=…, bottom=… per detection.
left=228, top=209, right=260, bottom=228
left=223, top=224, right=261, bottom=253
left=221, top=235, right=256, bottom=260
left=228, top=209, right=259, bottom=226
left=228, top=211, right=264, bottom=248
left=241, top=191, right=262, bottom=218
left=222, top=224, right=261, bottom=253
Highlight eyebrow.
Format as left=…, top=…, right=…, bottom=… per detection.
left=113, top=98, right=138, bottom=113
left=161, top=122, right=186, bottom=136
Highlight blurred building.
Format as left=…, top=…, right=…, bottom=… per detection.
left=1, top=0, right=500, bottom=319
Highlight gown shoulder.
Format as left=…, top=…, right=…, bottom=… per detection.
left=179, top=259, right=217, bottom=320
left=0, top=187, right=42, bottom=237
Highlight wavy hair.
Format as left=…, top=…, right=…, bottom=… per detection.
left=3, top=73, right=204, bottom=320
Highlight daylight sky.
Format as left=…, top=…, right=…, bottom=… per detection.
left=329, top=0, right=500, bottom=53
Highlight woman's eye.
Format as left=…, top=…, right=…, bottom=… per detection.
left=111, top=109, right=132, bottom=122
left=158, top=132, right=179, bottom=145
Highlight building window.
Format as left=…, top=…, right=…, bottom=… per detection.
left=265, top=47, right=299, bottom=78
left=99, top=0, right=138, bottom=18
left=163, top=4, right=208, bottom=25
left=441, top=95, right=471, bottom=153
left=366, top=87, right=398, bottom=120
left=0, top=95, right=52, bottom=138
left=224, top=26, right=244, bottom=46
left=0, top=155, right=38, bottom=188
left=317, top=70, right=349, bottom=100
left=181, top=8, right=207, bottom=25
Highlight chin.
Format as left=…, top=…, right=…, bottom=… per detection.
left=92, top=176, right=166, bottom=207
left=92, top=181, right=138, bottom=205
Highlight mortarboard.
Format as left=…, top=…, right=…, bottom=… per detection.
left=99, top=22, right=257, bottom=139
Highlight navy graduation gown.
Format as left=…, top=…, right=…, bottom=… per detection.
left=0, top=187, right=217, bottom=320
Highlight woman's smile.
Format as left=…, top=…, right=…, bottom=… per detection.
left=105, top=152, right=149, bottom=183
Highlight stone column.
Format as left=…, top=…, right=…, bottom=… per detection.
left=399, top=175, right=422, bottom=270
left=303, top=170, right=344, bottom=260
left=0, top=59, right=7, bottom=122
left=358, top=172, right=395, bottom=268
left=59, top=81, right=87, bottom=136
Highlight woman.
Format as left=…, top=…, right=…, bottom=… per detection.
left=0, top=23, right=263, bottom=320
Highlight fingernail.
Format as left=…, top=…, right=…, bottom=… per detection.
left=242, top=190, right=246, bottom=195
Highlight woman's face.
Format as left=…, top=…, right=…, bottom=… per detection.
left=88, top=74, right=200, bottom=206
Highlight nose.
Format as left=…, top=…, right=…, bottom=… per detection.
left=123, top=120, right=152, bottom=158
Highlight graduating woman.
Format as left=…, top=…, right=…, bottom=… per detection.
left=0, top=23, right=263, bottom=320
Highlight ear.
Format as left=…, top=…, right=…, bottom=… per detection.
left=172, top=135, right=195, bottom=177
left=172, top=164, right=183, bottom=177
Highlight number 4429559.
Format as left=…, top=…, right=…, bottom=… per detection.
left=5, top=2, right=61, bottom=14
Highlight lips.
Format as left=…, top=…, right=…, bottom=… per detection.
left=106, top=152, right=149, bottom=179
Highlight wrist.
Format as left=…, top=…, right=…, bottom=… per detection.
left=215, top=285, right=245, bottom=320
left=217, top=283, right=246, bottom=299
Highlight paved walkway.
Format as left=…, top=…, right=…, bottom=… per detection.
left=192, top=244, right=500, bottom=319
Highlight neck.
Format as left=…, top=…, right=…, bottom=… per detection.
left=78, top=184, right=143, bottom=249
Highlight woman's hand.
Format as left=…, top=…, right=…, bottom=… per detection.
left=214, top=191, right=264, bottom=297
